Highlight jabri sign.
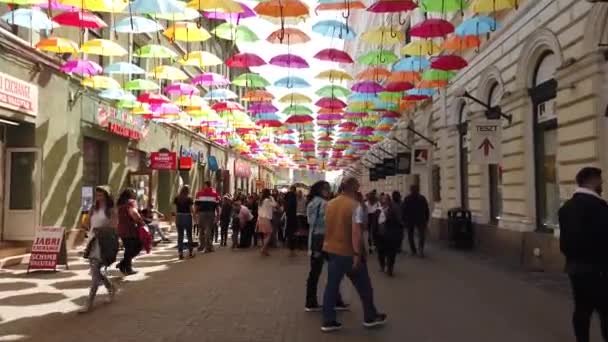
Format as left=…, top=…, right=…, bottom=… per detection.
left=0, top=71, right=38, bottom=117
left=96, top=103, right=147, bottom=140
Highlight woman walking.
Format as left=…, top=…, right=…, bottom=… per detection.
left=305, top=181, right=348, bottom=312
left=174, top=185, right=195, bottom=260
left=219, top=196, right=233, bottom=247
left=258, top=189, right=276, bottom=256
left=376, top=193, right=403, bottom=276
left=116, top=188, right=144, bottom=275
left=80, top=186, right=118, bottom=313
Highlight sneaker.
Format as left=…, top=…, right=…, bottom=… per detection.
left=178, top=253, right=184, bottom=260
left=305, top=304, right=322, bottom=312
left=124, top=269, right=138, bottom=276
left=106, top=285, right=116, bottom=303
left=363, top=313, right=387, bottom=328
left=335, top=303, right=350, bottom=311
left=321, top=321, right=343, bottom=333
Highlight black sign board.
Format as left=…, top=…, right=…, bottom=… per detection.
left=383, top=158, right=396, bottom=176
left=376, top=163, right=385, bottom=179
left=369, top=167, right=378, bottom=182
left=397, top=152, right=412, bottom=175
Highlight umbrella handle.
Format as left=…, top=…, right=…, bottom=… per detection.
left=398, top=13, right=407, bottom=26
left=341, top=0, right=350, bottom=19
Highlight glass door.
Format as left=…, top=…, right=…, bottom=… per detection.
left=3, top=148, right=40, bottom=240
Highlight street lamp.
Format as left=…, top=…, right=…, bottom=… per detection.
left=456, top=89, right=513, bottom=124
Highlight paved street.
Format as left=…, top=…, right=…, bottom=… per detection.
left=0, top=240, right=596, bottom=342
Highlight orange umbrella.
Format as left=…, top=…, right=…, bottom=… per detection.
left=242, top=89, right=275, bottom=101
left=266, top=27, right=310, bottom=44
left=387, top=71, right=421, bottom=83
left=400, top=100, right=416, bottom=111
left=255, top=0, right=309, bottom=43
left=442, top=35, right=481, bottom=51
left=356, top=67, right=391, bottom=81
left=417, top=79, right=448, bottom=89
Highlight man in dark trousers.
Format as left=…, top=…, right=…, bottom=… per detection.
left=401, top=184, right=430, bottom=257
left=285, top=185, right=298, bottom=256
left=559, top=167, right=608, bottom=342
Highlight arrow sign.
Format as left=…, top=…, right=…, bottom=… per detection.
left=470, top=120, right=502, bottom=164
left=478, top=137, right=494, bottom=156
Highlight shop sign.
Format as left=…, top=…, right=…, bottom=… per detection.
left=179, top=157, right=193, bottom=170
left=150, top=152, right=177, bottom=170
left=234, top=160, right=252, bottom=178
left=96, top=103, right=146, bottom=140
left=0, top=71, right=38, bottom=116
left=470, top=120, right=502, bottom=164
left=208, top=156, right=219, bottom=171
left=108, top=122, right=142, bottom=140
left=179, top=146, right=203, bottom=164
left=396, top=152, right=412, bottom=175
left=28, top=226, right=65, bottom=272
left=537, top=99, right=556, bottom=123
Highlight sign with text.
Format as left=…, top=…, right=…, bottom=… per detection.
left=28, top=226, right=65, bottom=271
left=179, top=146, right=203, bottom=164
left=470, top=120, right=502, bottom=164
left=414, top=148, right=430, bottom=165
left=96, top=103, right=146, bottom=140
left=396, top=152, right=412, bottom=174
left=0, top=71, right=38, bottom=116
left=179, top=156, right=193, bottom=170
left=150, top=152, right=177, bottom=170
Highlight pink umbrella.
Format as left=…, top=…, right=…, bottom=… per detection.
left=248, top=102, right=279, bottom=113
left=192, top=72, right=230, bottom=87
left=37, top=0, right=76, bottom=11
left=315, top=97, right=347, bottom=109
left=204, top=2, right=256, bottom=22
left=60, top=59, right=102, bottom=76
left=367, top=0, right=417, bottom=13
left=226, top=53, right=266, bottom=68
left=317, top=113, right=343, bottom=121
left=410, top=18, right=454, bottom=38
left=344, top=112, right=367, bottom=119
left=150, top=103, right=181, bottom=115
left=351, top=81, right=383, bottom=93
left=314, top=48, right=354, bottom=64
left=53, top=11, right=107, bottom=29
left=269, top=54, right=309, bottom=69
left=164, top=82, right=199, bottom=96
left=384, top=81, right=414, bottom=92
left=431, top=55, right=468, bottom=71
left=382, top=111, right=401, bottom=118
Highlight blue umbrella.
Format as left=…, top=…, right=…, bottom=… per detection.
left=105, top=62, right=146, bottom=74
left=348, top=93, right=378, bottom=102
left=203, top=88, right=238, bottom=100
left=392, top=57, right=430, bottom=71
left=407, top=88, right=436, bottom=97
left=116, top=16, right=164, bottom=33
left=129, top=0, right=186, bottom=14
left=1, top=8, right=55, bottom=31
left=312, top=20, right=356, bottom=40
left=99, top=89, right=137, bottom=101
left=455, top=16, right=500, bottom=36
left=373, top=100, right=398, bottom=110
left=274, top=76, right=311, bottom=89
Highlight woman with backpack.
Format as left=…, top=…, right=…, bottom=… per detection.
left=80, top=186, right=118, bottom=313
left=116, top=188, right=145, bottom=275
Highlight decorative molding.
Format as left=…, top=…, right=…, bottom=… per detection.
left=515, top=28, right=564, bottom=89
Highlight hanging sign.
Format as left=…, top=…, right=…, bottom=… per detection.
left=369, top=167, right=378, bottom=182
left=179, top=156, right=193, bottom=170
left=0, top=71, right=38, bottom=117
left=150, top=152, right=177, bottom=170
left=414, top=148, right=430, bottom=165
left=96, top=104, right=146, bottom=140
left=179, top=146, right=204, bottom=164
left=376, top=163, right=385, bottom=179
left=470, top=120, right=502, bottom=164
left=396, top=152, right=412, bottom=174
left=383, top=158, right=396, bottom=176
left=28, top=226, right=66, bottom=272
left=208, top=156, right=219, bottom=171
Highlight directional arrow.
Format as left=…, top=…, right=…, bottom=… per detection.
left=478, top=137, right=495, bottom=157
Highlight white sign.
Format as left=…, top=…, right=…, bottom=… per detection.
left=470, top=120, right=502, bottom=164
left=414, top=148, right=430, bottom=165
left=28, top=226, right=65, bottom=271
left=537, top=99, right=556, bottom=123
left=0, top=72, right=38, bottom=117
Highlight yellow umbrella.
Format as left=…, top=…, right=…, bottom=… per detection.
left=57, top=0, right=128, bottom=12
left=361, top=26, right=403, bottom=45
left=187, top=0, right=243, bottom=13
left=151, top=65, right=189, bottom=81
left=174, top=95, right=205, bottom=107
left=315, top=69, right=353, bottom=82
left=178, top=51, right=223, bottom=67
left=130, top=104, right=152, bottom=115
left=279, top=92, right=312, bottom=104
left=35, top=37, right=79, bottom=54
left=81, top=39, right=127, bottom=56
left=470, top=0, right=517, bottom=13
left=81, top=75, right=121, bottom=89
left=164, top=22, right=211, bottom=42
left=401, top=40, right=442, bottom=56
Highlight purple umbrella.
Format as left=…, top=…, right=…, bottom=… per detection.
left=269, top=54, right=309, bottom=69
left=192, top=72, right=230, bottom=87
left=204, top=2, right=256, bottom=23
left=150, top=103, right=181, bottom=115
left=164, top=82, right=199, bottom=96
left=248, top=102, right=279, bottom=113
left=351, top=81, right=383, bottom=93
left=356, top=126, right=375, bottom=134
left=344, top=111, right=367, bottom=119
left=317, top=113, right=343, bottom=121
left=315, top=97, right=347, bottom=109
left=60, top=59, right=103, bottom=76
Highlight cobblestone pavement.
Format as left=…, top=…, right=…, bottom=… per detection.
left=0, top=240, right=599, bottom=342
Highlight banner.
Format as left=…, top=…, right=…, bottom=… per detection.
left=150, top=152, right=177, bottom=170
left=28, top=226, right=65, bottom=272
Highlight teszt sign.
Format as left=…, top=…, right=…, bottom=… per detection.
left=470, top=120, right=502, bottom=164
left=0, top=71, right=38, bottom=116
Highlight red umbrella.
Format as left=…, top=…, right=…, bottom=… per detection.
left=256, top=119, right=283, bottom=127
left=226, top=53, right=266, bottom=68
left=382, top=111, right=401, bottom=118
left=431, top=55, right=469, bottom=71
left=403, top=94, right=430, bottom=101
left=212, top=101, right=244, bottom=111
left=315, top=97, right=347, bottom=109
left=314, top=48, right=354, bottom=64
left=339, top=121, right=358, bottom=129
left=367, top=0, right=417, bottom=13
left=138, top=93, right=170, bottom=104
left=52, top=11, right=107, bottom=29
left=410, top=18, right=454, bottom=38
left=285, top=114, right=314, bottom=124
left=384, top=81, right=414, bottom=92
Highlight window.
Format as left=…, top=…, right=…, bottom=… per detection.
left=82, top=137, right=108, bottom=187
left=458, top=103, right=469, bottom=209
left=432, top=164, right=441, bottom=202
left=487, top=82, right=503, bottom=223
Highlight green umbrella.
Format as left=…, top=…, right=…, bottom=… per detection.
left=283, top=104, right=313, bottom=115
left=422, top=69, right=456, bottom=81
left=134, top=44, right=178, bottom=59
left=124, top=79, right=160, bottom=91
left=315, top=85, right=351, bottom=98
left=378, top=91, right=402, bottom=102
left=212, top=23, right=259, bottom=43
left=357, top=50, right=399, bottom=65
left=419, top=0, right=468, bottom=13
left=232, top=73, right=270, bottom=88
left=301, top=131, right=315, bottom=139
left=117, top=99, right=140, bottom=108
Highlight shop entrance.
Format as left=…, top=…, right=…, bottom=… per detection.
left=3, top=148, right=40, bottom=240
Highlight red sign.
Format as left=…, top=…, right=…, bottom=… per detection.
left=108, top=122, right=142, bottom=140
left=28, top=226, right=64, bottom=271
left=179, top=157, right=193, bottom=170
left=150, top=152, right=177, bottom=170
left=234, top=160, right=252, bottom=178
left=0, top=71, right=38, bottom=116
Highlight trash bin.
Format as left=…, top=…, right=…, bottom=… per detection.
left=447, top=208, right=474, bottom=249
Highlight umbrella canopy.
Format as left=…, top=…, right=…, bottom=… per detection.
left=212, top=23, right=259, bottom=42
left=384, top=81, right=414, bottom=92
left=81, top=75, right=121, bottom=89
left=150, top=103, right=182, bottom=115
left=135, top=44, right=177, bottom=58
left=357, top=50, right=398, bottom=65
left=367, top=0, right=417, bottom=13
left=232, top=73, right=271, bottom=88
left=36, top=37, right=79, bottom=54
left=441, top=35, right=481, bottom=50
left=470, top=0, right=518, bottom=13
left=285, top=114, right=314, bottom=124
left=179, top=50, right=223, bottom=67
left=254, top=0, right=310, bottom=22
left=138, top=92, right=171, bottom=104
left=314, top=48, right=354, bottom=63
left=392, top=56, right=430, bottom=71
left=315, top=98, right=347, bottom=109
left=204, top=88, right=239, bottom=100
left=410, top=18, right=454, bottom=38
left=204, top=1, right=256, bottom=21
left=52, top=11, right=107, bottom=28
left=283, top=104, right=313, bottom=115
left=187, top=0, right=244, bottom=13
left=243, top=90, right=274, bottom=102
left=104, top=62, right=145, bottom=74
left=81, top=39, right=127, bottom=56
left=151, top=65, right=189, bottom=80
left=57, top=0, right=128, bottom=12
left=1, top=8, right=55, bottom=31
left=422, top=69, right=456, bottom=81
left=360, top=26, right=402, bottom=45
left=315, top=0, right=366, bottom=11
left=316, top=85, right=351, bottom=97
left=315, top=69, right=352, bottom=82
left=125, top=79, right=160, bottom=91
left=153, top=8, right=200, bottom=21
left=129, top=0, right=185, bottom=14
left=419, top=0, right=467, bottom=12
left=351, top=81, right=383, bottom=93
left=164, top=22, right=211, bottom=42
left=248, top=103, right=279, bottom=113
left=212, top=101, right=244, bottom=111
left=99, top=89, right=135, bottom=101
left=274, top=76, right=311, bottom=88
left=388, top=71, right=421, bottom=83
left=115, top=16, right=163, bottom=33
left=226, top=52, right=266, bottom=68
left=278, top=92, right=312, bottom=104
left=455, top=16, right=500, bottom=36
left=356, top=67, right=391, bottom=81
left=164, top=82, right=199, bottom=95
left=175, top=95, right=205, bottom=107
left=269, top=54, right=309, bottom=68
left=431, top=55, right=468, bottom=71
left=192, top=72, right=229, bottom=86
left=60, top=59, right=102, bottom=76
left=401, top=40, right=441, bottom=56
left=312, top=20, right=356, bottom=40
left=266, top=27, right=310, bottom=44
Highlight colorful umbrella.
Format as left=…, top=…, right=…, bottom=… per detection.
left=315, top=98, right=347, bottom=109
left=316, top=85, right=351, bottom=98
left=455, top=16, right=500, bottom=35
left=192, top=72, right=230, bottom=87
left=60, top=59, right=102, bottom=76
left=274, top=76, right=310, bottom=88
left=0, top=0, right=46, bottom=4
left=179, top=50, right=222, bottom=66
left=104, top=62, right=145, bottom=74
left=357, top=50, right=398, bottom=65
left=404, top=88, right=436, bottom=100
left=285, top=114, right=314, bottom=124
left=81, top=75, right=121, bottom=89
left=204, top=1, right=256, bottom=21
left=138, top=92, right=170, bottom=104
left=187, top=0, right=244, bottom=13
left=164, top=22, right=211, bottom=42
left=115, top=16, right=163, bottom=33
left=226, top=52, right=266, bottom=68
left=351, top=81, right=383, bottom=93
left=212, top=23, right=259, bottom=42
left=312, top=20, right=356, bottom=40
left=431, top=55, right=468, bottom=71
left=315, top=69, right=352, bottom=82
left=360, top=26, right=402, bottom=45
left=410, top=18, right=454, bottom=38
left=384, top=81, right=414, bottom=92
left=175, top=95, right=205, bottom=107
left=153, top=8, right=200, bottom=21
left=441, top=35, right=481, bottom=50
left=204, top=88, right=238, bottom=100
left=356, top=67, right=391, bottom=81
left=81, top=39, right=127, bottom=56
left=212, top=101, right=244, bottom=111
left=243, top=90, right=274, bottom=102
left=417, top=79, right=449, bottom=88
left=254, top=0, right=310, bottom=24
left=99, top=89, right=136, bottom=101
left=129, top=0, right=185, bottom=14
left=164, top=83, right=199, bottom=95
left=401, top=40, right=441, bottom=56
left=57, top=0, right=128, bottom=12
left=314, top=48, right=354, bottom=63
left=392, top=56, right=430, bottom=71
left=255, top=113, right=283, bottom=128
left=278, top=92, right=312, bottom=104
left=316, top=0, right=365, bottom=12
left=419, top=0, right=467, bottom=13
left=422, top=69, right=456, bottom=81
left=232, top=73, right=271, bottom=88
left=36, top=37, right=79, bottom=54
left=283, top=104, right=313, bottom=115
left=269, top=54, right=309, bottom=68
left=125, top=79, right=160, bottom=91
left=388, top=71, right=421, bottom=83
left=52, top=11, right=107, bottom=28
left=151, top=65, right=189, bottom=81
left=1, top=8, right=55, bottom=31
left=266, top=27, right=310, bottom=44
left=135, top=44, right=177, bottom=58
left=470, top=0, right=518, bottom=13
left=249, top=103, right=279, bottom=113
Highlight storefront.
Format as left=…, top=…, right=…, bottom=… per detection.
left=234, top=159, right=252, bottom=195
left=179, top=144, right=205, bottom=190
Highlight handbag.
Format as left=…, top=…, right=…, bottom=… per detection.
left=138, top=224, right=152, bottom=254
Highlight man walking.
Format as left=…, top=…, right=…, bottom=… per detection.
left=559, top=167, right=608, bottom=342
left=401, top=184, right=430, bottom=257
left=321, top=177, right=386, bottom=332
left=195, top=181, right=220, bottom=253
left=285, top=185, right=298, bottom=256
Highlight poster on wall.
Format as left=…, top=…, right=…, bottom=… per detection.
left=414, top=148, right=430, bottom=165
left=28, top=226, right=67, bottom=272
left=81, top=186, right=93, bottom=211
left=396, top=152, right=412, bottom=174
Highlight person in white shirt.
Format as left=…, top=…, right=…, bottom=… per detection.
left=258, top=189, right=277, bottom=256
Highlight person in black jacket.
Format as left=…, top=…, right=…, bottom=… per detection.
left=285, top=186, right=298, bottom=256
left=559, top=167, right=608, bottom=342
left=376, top=193, right=403, bottom=276
left=401, top=184, right=430, bottom=257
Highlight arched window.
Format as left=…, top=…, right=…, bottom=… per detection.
left=487, top=82, right=502, bottom=223
left=458, top=102, right=469, bottom=209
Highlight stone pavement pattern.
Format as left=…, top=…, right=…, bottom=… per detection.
left=0, top=241, right=597, bottom=342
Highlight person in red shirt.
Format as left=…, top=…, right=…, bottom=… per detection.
left=195, top=181, right=220, bottom=253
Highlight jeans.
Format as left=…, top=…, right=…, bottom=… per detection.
left=119, top=237, right=141, bottom=272
left=306, top=251, right=345, bottom=307
left=407, top=225, right=426, bottom=255
left=569, top=272, right=608, bottom=342
left=88, top=259, right=112, bottom=301
left=198, top=211, right=216, bottom=251
left=176, top=213, right=194, bottom=253
left=376, top=234, right=399, bottom=272
left=220, top=221, right=230, bottom=246
left=148, top=223, right=167, bottom=240
left=323, top=253, right=378, bottom=323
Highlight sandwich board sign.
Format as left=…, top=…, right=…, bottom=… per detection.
left=470, top=120, right=502, bottom=164
left=28, top=226, right=68, bottom=272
